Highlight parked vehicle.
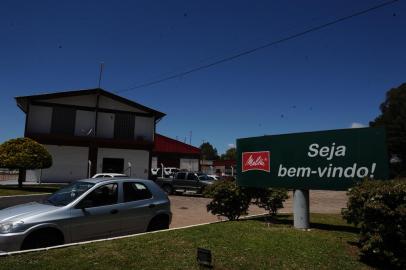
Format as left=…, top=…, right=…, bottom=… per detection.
left=164, top=167, right=179, bottom=177
left=154, top=167, right=179, bottom=178
left=151, top=168, right=159, bottom=176
left=92, top=173, right=128, bottom=178
left=156, top=172, right=214, bottom=195
left=0, top=178, right=171, bottom=252
left=206, top=175, right=220, bottom=181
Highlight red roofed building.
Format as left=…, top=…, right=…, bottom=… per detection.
left=152, top=134, right=201, bottom=171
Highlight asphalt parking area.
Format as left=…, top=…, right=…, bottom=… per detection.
left=169, top=190, right=347, bottom=228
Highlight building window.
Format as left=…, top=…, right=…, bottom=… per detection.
left=51, top=106, right=76, bottom=135
left=114, top=113, right=135, bottom=140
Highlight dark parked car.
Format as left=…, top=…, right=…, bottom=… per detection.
left=155, top=172, right=215, bottom=195
left=0, top=178, right=171, bottom=252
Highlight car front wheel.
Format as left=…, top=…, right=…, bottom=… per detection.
left=21, top=228, right=64, bottom=250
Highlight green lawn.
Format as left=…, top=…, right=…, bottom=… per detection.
left=0, top=214, right=370, bottom=270
left=0, top=185, right=63, bottom=196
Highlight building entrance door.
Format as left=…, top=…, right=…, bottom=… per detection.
left=102, top=158, right=124, bottom=173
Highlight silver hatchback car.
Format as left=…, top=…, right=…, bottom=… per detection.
left=0, top=178, right=171, bottom=252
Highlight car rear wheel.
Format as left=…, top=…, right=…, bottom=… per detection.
left=162, top=184, right=173, bottom=195
left=147, top=215, right=170, bottom=232
left=21, top=228, right=64, bottom=250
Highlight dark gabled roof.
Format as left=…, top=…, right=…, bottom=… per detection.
left=154, top=134, right=201, bottom=155
left=15, top=88, right=166, bottom=120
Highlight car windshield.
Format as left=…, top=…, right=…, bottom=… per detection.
left=46, top=182, right=95, bottom=206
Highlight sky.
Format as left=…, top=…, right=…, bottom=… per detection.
left=0, top=0, right=405, bottom=154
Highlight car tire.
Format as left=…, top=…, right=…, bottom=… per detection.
left=21, top=228, right=64, bottom=250
left=162, top=184, right=173, bottom=195
left=147, top=215, right=170, bottom=232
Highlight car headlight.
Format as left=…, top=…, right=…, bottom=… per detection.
left=0, top=221, right=25, bottom=234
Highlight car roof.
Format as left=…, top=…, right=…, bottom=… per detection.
left=94, top=173, right=127, bottom=176
left=77, top=178, right=151, bottom=185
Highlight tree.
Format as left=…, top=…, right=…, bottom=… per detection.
left=221, top=147, right=236, bottom=160
left=370, top=83, right=406, bottom=177
left=199, top=142, right=219, bottom=160
left=0, top=138, right=52, bottom=188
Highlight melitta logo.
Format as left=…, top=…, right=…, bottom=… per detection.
left=242, top=151, right=270, bottom=172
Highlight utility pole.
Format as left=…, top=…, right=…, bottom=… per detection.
left=98, top=62, right=104, bottom=88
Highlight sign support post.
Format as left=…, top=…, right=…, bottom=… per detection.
left=293, top=189, right=310, bottom=229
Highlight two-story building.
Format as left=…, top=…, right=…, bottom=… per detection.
left=15, top=88, right=165, bottom=182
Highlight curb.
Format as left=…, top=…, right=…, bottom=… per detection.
left=0, top=212, right=268, bottom=257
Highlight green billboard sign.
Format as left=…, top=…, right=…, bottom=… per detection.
left=236, top=127, right=389, bottom=190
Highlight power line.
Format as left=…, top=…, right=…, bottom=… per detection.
left=117, top=0, right=399, bottom=93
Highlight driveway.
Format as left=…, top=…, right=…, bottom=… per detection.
left=0, top=190, right=348, bottom=228
left=169, top=190, right=348, bottom=228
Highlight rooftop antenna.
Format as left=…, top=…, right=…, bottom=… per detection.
left=189, top=131, right=192, bottom=145
left=98, top=62, right=104, bottom=88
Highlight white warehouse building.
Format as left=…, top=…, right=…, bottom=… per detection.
left=15, top=88, right=165, bottom=182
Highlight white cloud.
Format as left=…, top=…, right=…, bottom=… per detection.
left=350, top=122, right=366, bottom=128
left=227, top=143, right=235, bottom=148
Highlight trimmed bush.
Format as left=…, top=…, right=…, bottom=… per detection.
left=342, top=179, right=406, bottom=269
left=206, top=180, right=251, bottom=221
left=253, top=188, right=289, bottom=216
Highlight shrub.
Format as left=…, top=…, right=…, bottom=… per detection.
left=342, top=179, right=406, bottom=269
left=206, top=181, right=251, bottom=221
left=253, top=188, right=289, bottom=216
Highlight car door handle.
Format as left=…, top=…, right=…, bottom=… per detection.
left=149, top=204, right=156, bottom=208
left=110, top=209, right=119, bottom=214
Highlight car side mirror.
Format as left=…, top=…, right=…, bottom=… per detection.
left=78, top=199, right=93, bottom=210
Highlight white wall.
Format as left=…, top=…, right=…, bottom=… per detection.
left=134, top=116, right=154, bottom=141
left=26, top=105, right=52, bottom=134
left=97, top=112, right=115, bottom=138
left=98, top=95, right=145, bottom=113
left=39, top=94, right=97, bottom=107
left=180, top=158, right=199, bottom=172
left=27, top=145, right=89, bottom=182
left=75, top=110, right=96, bottom=136
left=97, top=148, right=150, bottom=179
